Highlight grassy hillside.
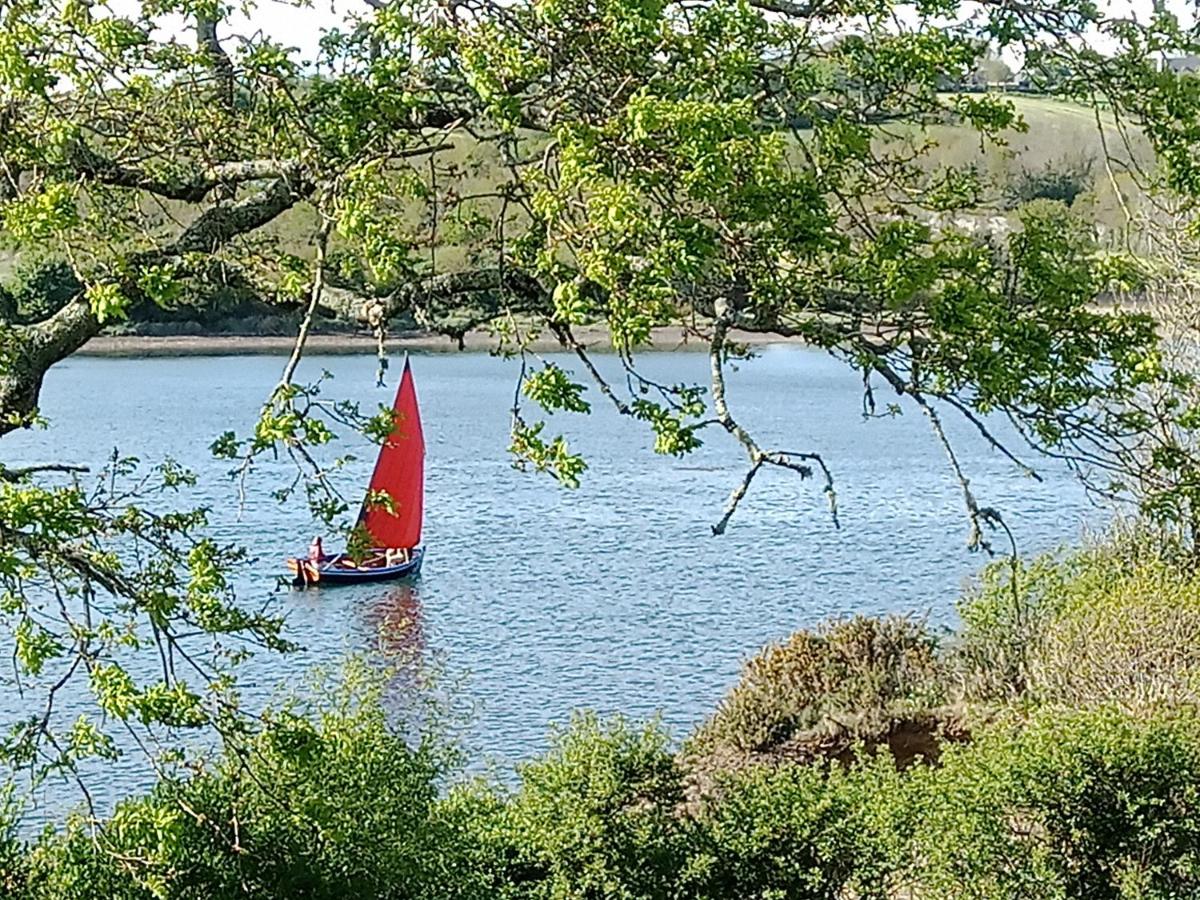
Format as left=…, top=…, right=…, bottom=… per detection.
left=0, top=94, right=1157, bottom=335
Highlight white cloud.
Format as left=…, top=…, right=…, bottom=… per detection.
left=106, top=0, right=358, bottom=61
left=108, top=0, right=1200, bottom=67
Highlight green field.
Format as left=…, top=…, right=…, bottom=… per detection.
left=0, top=94, right=1158, bottom=333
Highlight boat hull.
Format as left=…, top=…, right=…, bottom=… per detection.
left=288, top=548, right=424, bottom=587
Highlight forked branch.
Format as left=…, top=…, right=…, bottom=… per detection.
left=709, top=297, right=839, bottom=536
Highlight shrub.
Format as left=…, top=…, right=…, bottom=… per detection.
left=11, top=535, right=1200, bottom=898
left=497, top=713, right=690, bottom=900
left=1, top=260, right=78, bottom=324
left=1033, top=562, right=1200, bottom=711
left=955, top=533, right=1200, bottom=710
left=690, top=616, right=944, bottom=756
left=8, top=698, right=1200, bottom=898
left=911, top=707, right=1200, bottom=899
left=953, top=552, right=1082, bottom=702
left=1004, top=153, right=1095, bottom=208
left=0, top=790, right=25, bottom=899
left=19, top=667, right=455, bottom=900
left=688, top=753, right=910, bottom=900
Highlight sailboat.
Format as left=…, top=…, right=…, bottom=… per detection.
left=288, top=358, right=425, bottom=586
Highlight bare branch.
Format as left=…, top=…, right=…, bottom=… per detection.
left=712, top=459, right=764, bottom=537
left=912, top=390, right=993, bottom=553
left=709, top=297, right=836, bottom=536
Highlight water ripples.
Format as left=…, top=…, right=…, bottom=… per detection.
left=2, top=347, right=1098, bottom=811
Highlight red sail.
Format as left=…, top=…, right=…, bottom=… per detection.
left=361, top=358, right=424, bottom=549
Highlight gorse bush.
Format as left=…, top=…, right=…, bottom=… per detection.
left=690, top=615, right=943, bottom=757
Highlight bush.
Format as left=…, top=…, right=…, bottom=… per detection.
left=10, top=534, right=1200, bottom=897
left=1033, top=563, right=1200, bottom=711
left=911, top=707, right=1200, bottom=898
left=7, top=701, right=1200, bottom=898
left=499, top=713, right=690, bottom=900
left=1004, top=153, right=1095, bottom=208
left=955, top=533, right=1200, bottom=711
left=953, top=551, right=1083, bottom=702
left=690, top=616, right=944, bottom=756
left=1, top=261, right=78, bottom=324
left=17, top=667, right=456, bottom=900
left=688, top=754, right=909, bottom=900
left=0, top=789, right=25, bottom=899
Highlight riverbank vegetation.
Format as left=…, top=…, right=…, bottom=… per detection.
left=10, top=0, right=1200, bottom=893
left=2, top=531, right=1200, bottom=897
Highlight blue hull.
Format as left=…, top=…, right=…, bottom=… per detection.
left=289, top=548, right=424, bottom=587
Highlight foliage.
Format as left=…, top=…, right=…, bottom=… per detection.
left=0, top=456, right=292, bottom=793
left=1004, top=153, right=1096, bottom=208
left=8, top=0, right=1200, bottom=867
left=9, top=530, right=1200, bottom=895
left=0, top=261, right=78, bottom=324
left=17, top=663, right=456, bottom=900
left=0, top=0, right=1197, bottom=541
left=690, top=616, right=943, bottom=756
left=5, top=683, right=1200, bottom=899
left=955, top=532, right=1200, bottom=711
left=953, top=551, right=1082, bottom=703
left=912, top=707, right=1200, bottom=899
left=459, top=713, right=692, bottom=900
left=688, top=754, right=910, bottom=900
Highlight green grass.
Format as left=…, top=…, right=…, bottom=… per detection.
left=0, top=95, right=1158, bottom=312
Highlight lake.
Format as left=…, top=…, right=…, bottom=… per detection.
left=2, top=345, right=1095, bottom=814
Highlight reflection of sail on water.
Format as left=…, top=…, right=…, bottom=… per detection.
left=367, top=585, right=426, bottom=666
left=360, top=359, right=425, bottom=549
left=363, top=585, right=432, bottom=737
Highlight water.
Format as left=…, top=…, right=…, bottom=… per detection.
left=1, top=346, right=1095, bottom=813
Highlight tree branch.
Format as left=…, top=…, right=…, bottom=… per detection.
left=0, top=175, right=315, bottom=436
left=709, top=297, right=836, bottom=536
left=66, top=145, right=305, bottom=203
left=169, top=175, right=313, bottom=255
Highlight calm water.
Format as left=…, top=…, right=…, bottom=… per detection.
left=2, top=347, right=1096, bottom=813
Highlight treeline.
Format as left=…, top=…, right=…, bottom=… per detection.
left=4, top=532, right=1200, bottom=898
left=0, top=260, right=418, bottom=337
left=5, top=707, right=1194, bottom=898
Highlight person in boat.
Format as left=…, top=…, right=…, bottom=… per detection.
left=384, top=547, right=411, bottom=566
left=308, top=536, right=325, bottom=564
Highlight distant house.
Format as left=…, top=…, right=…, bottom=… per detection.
left=1163, top=55, right=1200, bottom=74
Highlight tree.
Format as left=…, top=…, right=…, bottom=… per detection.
left=972, top=56, right=1014, bottom=87
left=3, top=0, right=1200, bottom=806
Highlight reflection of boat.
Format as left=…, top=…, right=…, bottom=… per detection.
left=288, top=358, right=425, bottom=587
left=365, top=584, right=426, bottom=664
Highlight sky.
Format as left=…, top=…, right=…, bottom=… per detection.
left=117, top=0, right=1200, bottom=68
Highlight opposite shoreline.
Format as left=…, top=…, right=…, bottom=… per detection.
left=78, top=326, right=807, bottom=358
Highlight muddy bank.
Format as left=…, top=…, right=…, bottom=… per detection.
left=79, top=326, right=806, bottom=357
